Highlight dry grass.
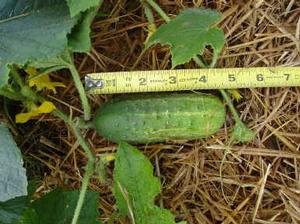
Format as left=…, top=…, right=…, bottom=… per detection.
left=9, top=0, right=300, bottom=223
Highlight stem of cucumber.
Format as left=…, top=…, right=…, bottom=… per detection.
left=143, top=1, right=156, bottom=28
left=145, top=0, right=170, bottom=22
left=9, top=67, right=96, bottom=224
left=0, top=87, right=24, bottom=101
left=66, top=52, right=91, bottom=121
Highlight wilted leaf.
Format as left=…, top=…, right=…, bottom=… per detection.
left=146, top=8, right=225, bottom=68
left=0, top=124, right=27, bottom=202
left=114, top=142, right=185, bottom=224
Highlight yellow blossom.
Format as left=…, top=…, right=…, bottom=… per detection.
left=229, top=89, right=243, bottom=101
left=16, top=101, right=56, bottom=123
left=101, top=154, right=115, bottom=163
left=26, top=67, right=65, bottom=94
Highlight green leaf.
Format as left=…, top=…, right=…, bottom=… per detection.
left=32, top=188, right=101, bottom=224
left=0, top=63, right=9, bottom=88
left=28, top=49, right=72, bottom=72
left=20, top=208, right=39, bottom=224
left=0, top=124, right=27, bottom=202
left=68, top=7, right=98, bottom=53
left=0, top=180, right=36, bottom=224
left=0, top=196, right=28, bottom=224
left=146, top=8, right=225, bottom=68
left=66, top=0, right=102, bottom=17
left=232, top=121, right=255, bottom=143
left=114, top=142, right=184, bottom=224
left=0, top=0, right=78, bottom=67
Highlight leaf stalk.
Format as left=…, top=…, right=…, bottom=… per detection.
left=145, top=0, right=170, bottom=22
left=68, top=60, right=91, bottom=121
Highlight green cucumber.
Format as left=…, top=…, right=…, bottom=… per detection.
left=93, top=93, right=225, bottom=143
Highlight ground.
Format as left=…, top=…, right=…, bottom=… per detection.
left=13, top=0, right=300, bottom=223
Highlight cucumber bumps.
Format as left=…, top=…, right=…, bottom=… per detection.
left=93, top=93, right=225, bottom=144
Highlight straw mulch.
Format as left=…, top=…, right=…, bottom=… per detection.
left=13, top=0, right=300, bottom=223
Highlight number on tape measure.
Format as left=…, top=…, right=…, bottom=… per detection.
left=199, top=75, right=207, bottom=83
left=256, top=74, right=264, bottom=81
left=85, top=67, right=300, bottom=94
left=169, top=76, right=177, bottom=84
left=284, top=74, right=290, bottom=80
left=139, top=78, right=147, bottom=86
left=228, top=74, right=236, bottom=82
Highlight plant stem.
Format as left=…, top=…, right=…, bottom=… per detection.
left=192, top=51, right=243, bottom=124
left=145, top=0, right=170, bottom=22
left=0, top=87, right=24, bottom=101
left=71, top=160, right=94, bottom=224
left=52, top=110, right=95, bottom=162
left=219, top=89, right=242, bottom=123
left=143, top=1, right=156, bottom=26
left=51, top=110, right=96, bottom=224
left=9, top=61, right=96, bottom=224
left=9, top=65, right=25, bottom=88
left=192, top=56, right=206, bottom=68
left=67, top=55, right=91, bottom=121
left=10, top=68, right=96, bottom=224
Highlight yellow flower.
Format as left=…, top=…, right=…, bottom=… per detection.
left=16, top=101, right=56, bottom=123
left=101, top=154, right=115, bottom=163
left=229, top=89, right=243, bottom=101
left=26, top=67, right=65, bottom=94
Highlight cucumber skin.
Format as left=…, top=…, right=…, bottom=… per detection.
left=93, top=93, right=225, bottom=144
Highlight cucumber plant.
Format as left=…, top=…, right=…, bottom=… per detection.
left=0, top=0, right=104, bottom=222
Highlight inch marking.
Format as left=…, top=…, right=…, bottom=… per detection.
left=86, top=67, right=300, bottom=94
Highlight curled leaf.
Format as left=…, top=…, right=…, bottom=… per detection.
left=16, top=101, right=56, bottom=123
left=26, top=67, right=65, bottom=94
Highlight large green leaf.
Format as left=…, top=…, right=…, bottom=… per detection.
left=20, top=208, right=39, bottom=224
left=114, top=142, right=185, bottom=224
left=68, top=7, right=99, bottom=53
left=66, top=0, right=101, bottom=17
left=0, top=63, right=9, bottom=88
left=0, top=0, right=77, bottom=69
left=146, top=8, right=225, bottom=68
left=32, top=189, right=101, bottom=224
left=0, top=196, right=28, bottom=224
left=0, top=124, right=27, bottom=202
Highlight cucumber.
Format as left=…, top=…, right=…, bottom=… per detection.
left=93, top=93, right=225, bottom=143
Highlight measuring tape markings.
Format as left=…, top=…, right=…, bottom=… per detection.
left=85, top=67, right=300, bottom=94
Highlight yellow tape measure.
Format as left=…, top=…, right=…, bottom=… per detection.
left=85, top=67, right=300, bottom=94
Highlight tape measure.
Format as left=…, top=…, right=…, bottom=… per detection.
left=85, top=67, right=300, bottom=94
